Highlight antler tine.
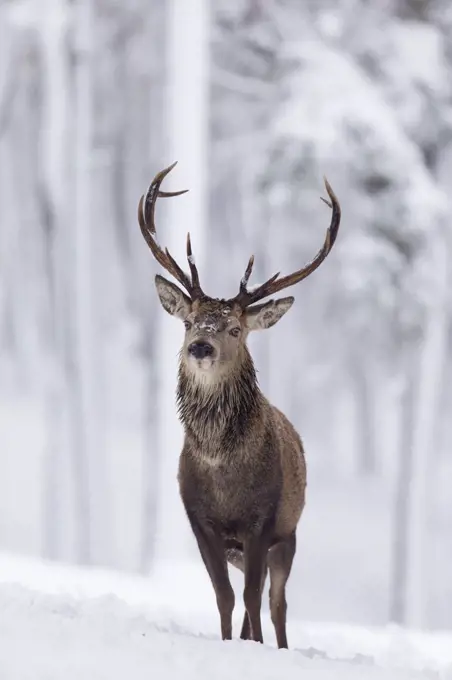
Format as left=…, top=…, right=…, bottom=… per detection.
left=158, top=190, right=189, bottom=198
left=138, top=162, right=201, bottom=297
left=186, top=232, right=203, bottom=297
left=232, top=177, right=341, bottom=308
left=240, top=255, right=255, bottom=293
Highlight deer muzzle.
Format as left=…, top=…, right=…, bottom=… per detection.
left=188, top=341, right=215, bottom=360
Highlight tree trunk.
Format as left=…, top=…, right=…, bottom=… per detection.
left=390, top=232, right=449, bottom=626
left=38, top=181, right=65, bottom=561
left=70, top=0, right=99, bottom=564
left=405, top=235, right=449, bottom=628
left=139, top=322, right=159, bottom=573
left=36, top=0, right=72, bottom=560
left=389, top=369, right=416, bottom=624
left=151, top=0, right=210, bottom=569
left=351, top=360, right=378, bottom=476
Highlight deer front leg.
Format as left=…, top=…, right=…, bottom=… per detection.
left=190, top=519, right=235, bottom=640
left=243, top=534, right=270, bottom=644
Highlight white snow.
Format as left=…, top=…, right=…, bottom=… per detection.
left=246, top=279, right=273, bottom=293
left=0, top=552, right=451, bottom=679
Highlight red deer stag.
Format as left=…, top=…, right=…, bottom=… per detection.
left=137, top=162, right=341, bottom=649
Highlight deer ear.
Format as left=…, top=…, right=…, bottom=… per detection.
left=245, top=297, right=294, bottom=331
left=155, top=275, right=192, bottom=320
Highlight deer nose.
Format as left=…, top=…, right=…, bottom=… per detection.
left=188, top=342, right=214, bottom=359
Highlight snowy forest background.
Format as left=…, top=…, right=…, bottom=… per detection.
left=0, top=0, right=451, bottom=632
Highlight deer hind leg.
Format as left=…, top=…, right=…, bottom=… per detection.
left=227, top=548, right=269, bottom=641
left=226, top=548, right=251, bottom=640
left=190, top=520, right=235, bottom=640
left=267, top=532, right=296, bottom=649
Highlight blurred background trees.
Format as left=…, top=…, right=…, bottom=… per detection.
left=0, top=0, right=451, bottom=630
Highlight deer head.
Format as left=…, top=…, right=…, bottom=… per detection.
left=137, top=162, right=341, bottom=383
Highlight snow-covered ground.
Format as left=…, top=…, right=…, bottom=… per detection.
left=0, top=552, right=451, bottom=679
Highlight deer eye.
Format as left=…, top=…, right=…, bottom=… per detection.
left=229, top=327, right=240, bottom=337
left=184, top=320, right=192, bottom=331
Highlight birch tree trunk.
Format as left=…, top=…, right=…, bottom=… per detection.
left=71, top=0, right=98, bottom=564
left=351, top=359, right=378, bottom=476
left=405, top=231, right=449, bottom=628
left=389, top=368, right=416, bottom=624
left=36, top=0, right=72, bottom=559
left=403, top=137, right=451, bottom=627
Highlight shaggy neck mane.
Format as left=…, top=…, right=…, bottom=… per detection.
left=176, top=347, right=263, bottom=450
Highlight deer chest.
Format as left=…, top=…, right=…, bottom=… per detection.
left=178, top=449, right=281, bottom=534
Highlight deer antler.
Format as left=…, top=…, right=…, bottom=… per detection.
left=231, top=177, right=341, bottom=308
left=137, top=162, right=205, bottom=299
